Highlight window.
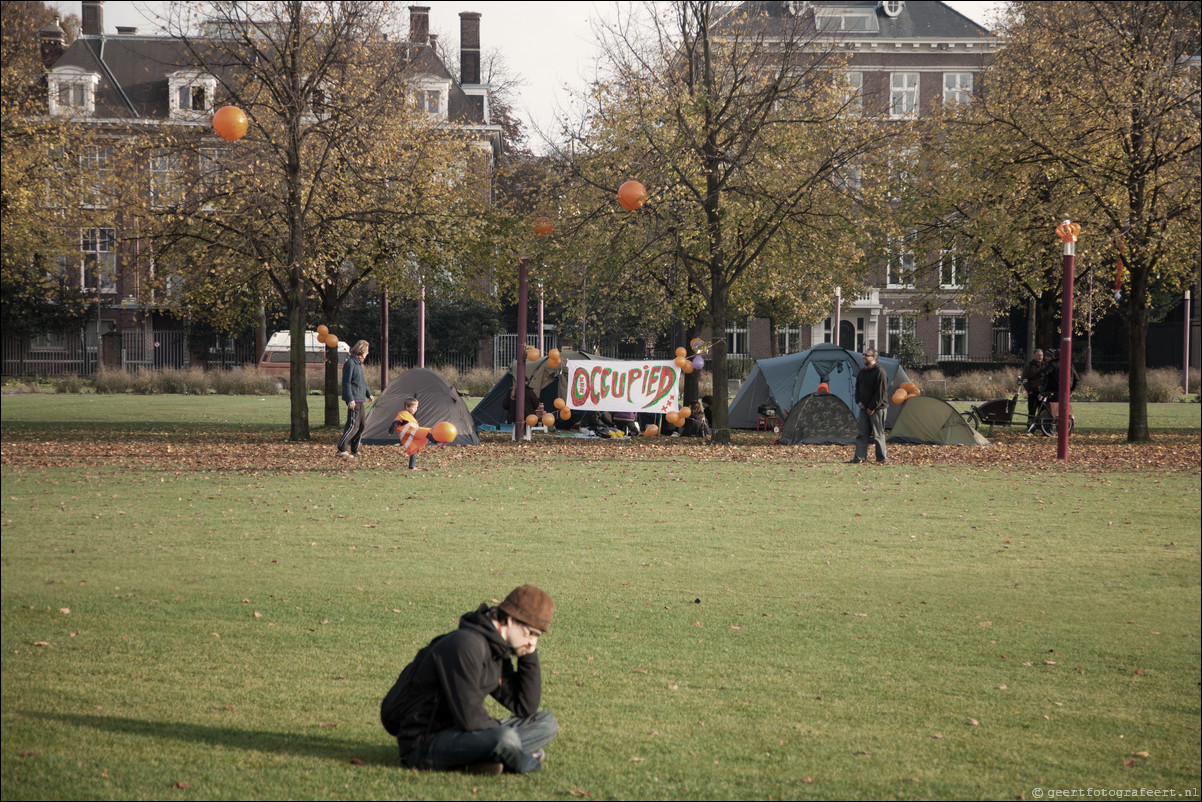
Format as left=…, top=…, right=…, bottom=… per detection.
left=30, top=331, right=68, bottom=351
left=815, top=9, right=879, bottom=32
left=726, top=323, right=749, bottom=357
left=842, top=71, right=863, bottom=113
left=149, top=151, right=184, bottom=208
left=939, top=315, right=968, bottom=359
left=80, top=145, right=114, bottom=208
left=943, top=73, right=973, bottom=106
left=882, top=1, right=905, bottom=17
left=886, top=315, right=915, bottom=355
left=886, top=238, right=916, bottom=288
left=939, top=250, right=962, bottom=288
left=833, top=159, right=861, bottom=191
left=48, top=67, right=99, bottom=116
left=199, top=148, right=221, bottom=192
left=167, top=71, right=217, bottom=120
left=890, top=72, right=920, bottom=118
left=81, top=227, right=117, bottom=294
left=423, top=89, right=442, bottom=115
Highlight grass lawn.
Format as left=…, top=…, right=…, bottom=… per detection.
left=2, top=396, right=1199, bottom=800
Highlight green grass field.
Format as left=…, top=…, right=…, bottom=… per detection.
left=2, top=396, right=1199, bottom=800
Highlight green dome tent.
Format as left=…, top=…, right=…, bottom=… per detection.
left=886, top=395, right=989, bottom=446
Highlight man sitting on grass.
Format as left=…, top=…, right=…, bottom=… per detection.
left=380, top=585, right=558, bottom=776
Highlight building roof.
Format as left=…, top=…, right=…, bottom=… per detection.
left=724, top=1, right=993, bottom=41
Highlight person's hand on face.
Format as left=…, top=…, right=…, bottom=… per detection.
left=504, top=621, right=541, bottom=657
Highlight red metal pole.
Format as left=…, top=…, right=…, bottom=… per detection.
left=1057, top=221, right=1076, bottom=461
left=514, top=258, right=529, bottom=441
left=417, top=284, right=426, bottom=369
left=380, top=288, right=389, bottom=389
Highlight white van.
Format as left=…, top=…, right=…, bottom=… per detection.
left=258, top=330, right=350, bottom=380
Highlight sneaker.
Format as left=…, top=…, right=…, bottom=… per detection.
left=349, top=452, right=360, bottom=458
left=532, top=749, right=546, bottom=765
left=457, top=761, right=504, bottom=777
left=845, top=458, right=863, bottom=464
left=876, top=458, right=889, bottom=464
left=336, top=451, right=351, bottom=458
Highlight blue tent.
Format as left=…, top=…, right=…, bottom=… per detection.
left=729, top=344, right=912, bottom=429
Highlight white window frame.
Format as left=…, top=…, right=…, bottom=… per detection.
left=886, top=314, right=916, bottom=355
left=413, top=78, right=451, bottom=122
left=778, top=327, right=804, bottom=355
left=81, top=227, right=117, bottom=294
left=886, top=238, right=916, bottom=289
left=890, top=72, right=920, bottom=119
left=881, top=1, right=905, bottom=18
left=48, top=66, right=100, bottom=117
left=149, top=150, right=184, bottom=208
left=167, top=70, right=217, bottom=120
left=938, top=314, right=968, bottom=360
left=842, top=70, right=863, bottom=114
left=943, top=72, right=973, bottom=106
left=80, top=145, right=114, bottom=209
left=815, top=8, right=879, bottom=33
left=939, top=250, right=962, bottom=289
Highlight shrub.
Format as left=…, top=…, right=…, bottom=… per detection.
left=94, top=368, right=134, bottom=394
left=53, top=375, right=86, bottom=394
left=1147, top=367, right=1186, bottom=403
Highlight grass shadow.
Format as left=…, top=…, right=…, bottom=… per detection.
left=17, top=710, right=399, bottom=767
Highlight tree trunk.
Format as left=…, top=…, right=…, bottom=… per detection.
left=709, top=282, right=730, bottom=444
left=1125, top=261, right=1150, bottom=442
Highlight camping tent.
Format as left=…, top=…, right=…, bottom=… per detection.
left=777, top=391, right=858, bottom=445
left=472, top=350, right=600, bottom=431
left=886, top=395, right=989, bottom=445
left=361, top=368, right=479, bottom=446
left=729, top=344, right=912, bottom=429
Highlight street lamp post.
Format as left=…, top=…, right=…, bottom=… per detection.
left=1055, top=220, right=1080, bottom=461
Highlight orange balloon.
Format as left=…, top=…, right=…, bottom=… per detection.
left=675, top=347, right=687, bottom=358
left=618, top=180, right=646, bottom=211
left=559, top=407, right=572, bottom=420
left=547, top=357, right=560, bottom=369
left=316, top=324, right=329, bottom=336
left=325, top=334, right=339, bottom=348
left=679, top=406, right=691, bottom=418
left=212, top=105, right=248, bottom=141
left=317, top=331, right=329, bottom=344
left=681, top=361, right=694, bottom=374
left=431, top=421, right=457, bottom=443
left=533, top=216, right=554, bottom=236
left=526, top=414, right=538, bottom=427
left=644, top=424, right=659, bottom=436
left=901, top=382, right=918, bottom=394
left=553, top=397, right=566, bottom=409
left=542, top=413, right=555, bottom=427
left=527, top=348, right=540, bottom=361
left=892, top=388, right=908, bottom=405
left=674, top=356, right=687, bottom=368
left=666, top=411, right=680, bottom=425
left=909, top=387, right=921, bottom=396
left=549, top=348, right=560, bottom=358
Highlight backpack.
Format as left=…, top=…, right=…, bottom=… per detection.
left=380, top=633, right=447, bottom=737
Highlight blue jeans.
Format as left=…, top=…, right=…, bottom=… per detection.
left=408, top=711, right=558, bottom=774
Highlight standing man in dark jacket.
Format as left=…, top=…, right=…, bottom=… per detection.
left=381, top=585, right=558, bottom=776
left=336, top=339, right=373, bottom=458
left=849, top=348, right=889, bottom=464
left=1020, top=349, right=1046, bottom=423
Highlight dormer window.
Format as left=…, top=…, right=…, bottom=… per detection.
left=815, top=8, right=879, bottom=33
left=412, top=78, right=451, bottom=121
left=168, top=70, right=217, bottom=119
left=881, top=1, right=904, bottom=18
left=48, top=66, right=100, bottom=116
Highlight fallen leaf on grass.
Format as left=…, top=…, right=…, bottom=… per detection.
left=349, top=758, right=364, bottom=765
left=967, top=717, right=980, bottom=726
left=59, top=608, right=70, bottom=615
left=318, top=722, right=336, bottom=727
left=1132, top=751, right=1150, bottom=758
left=173, top=782, right=191, bottom=788
left=628, top=756, right=645, bottom=762
left=253, top=611, right=263, bottom=618
left=1124, top=759, right=1136, bottom=768
left=569, top=789, right=594, bottom=797
left=32, top=641, right=49, bottom=647
left=633, top=668, right=648, bottom=674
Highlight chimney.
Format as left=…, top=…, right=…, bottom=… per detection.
left=82, top=1, right=105, bottom=36
left=409, top=6, right=429, bottom=46
left=427, top=33, right=438, bottom=52
left=40, top=18, right=66, bottom=68
left=116, top=26, right=139, bottom=35
left=460, top=11, right=480, bottom=85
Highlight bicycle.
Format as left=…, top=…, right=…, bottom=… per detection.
left=961, top=392, right=1074, bottom=437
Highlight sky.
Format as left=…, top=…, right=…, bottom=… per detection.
left=49, top=1, right=1005, bottom=147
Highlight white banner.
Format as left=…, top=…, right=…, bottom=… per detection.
left=565, top=360, right=681, bottom=413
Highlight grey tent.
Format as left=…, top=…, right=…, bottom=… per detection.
left=777, top=391, right=858, bottom=445
left=472, top=350, right=601, bottom=431
left=729, top=344, right=912, bottom=429
left=361, top=368, right=478, bottom=446
left=886, top=395, right=989, bottom=445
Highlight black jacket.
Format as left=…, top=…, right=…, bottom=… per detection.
left=389, top=605, right=542, bottom=755
left=855, top=362, right=889, bottom=413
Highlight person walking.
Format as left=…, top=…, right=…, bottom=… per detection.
left=336, top=340, right=372, bottom=458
